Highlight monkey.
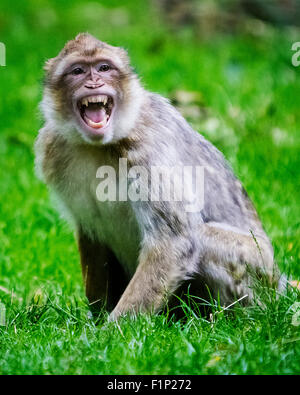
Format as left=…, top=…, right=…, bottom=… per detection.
left=35, top=33, right=287, bottom=321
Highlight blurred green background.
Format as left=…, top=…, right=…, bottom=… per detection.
left=0, top=0, right=299, bottom=375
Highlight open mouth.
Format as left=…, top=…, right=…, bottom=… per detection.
left=78, top=95, right=113, bottom=130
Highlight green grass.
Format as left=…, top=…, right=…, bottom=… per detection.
left=0, top=0, right=300, bottom=375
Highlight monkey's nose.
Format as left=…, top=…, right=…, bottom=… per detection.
left=85, top=82, right=104, bottom=89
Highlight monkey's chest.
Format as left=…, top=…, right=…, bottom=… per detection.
left=61, top=170, right=141, bottom=277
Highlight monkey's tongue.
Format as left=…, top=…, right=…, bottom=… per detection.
left=84, top=106, right=107, bottom=129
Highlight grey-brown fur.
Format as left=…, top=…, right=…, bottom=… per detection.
left=35, top=34, right=283, bottom=320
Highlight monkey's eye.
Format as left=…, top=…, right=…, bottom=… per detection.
left=71, top=67, right=85, bottom=75
left=98, top=64, right=110, bottom=72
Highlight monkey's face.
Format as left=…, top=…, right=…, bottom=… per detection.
left=43, top=34, right=142, bottom=144
left=66, top=60, right=119, bottom=142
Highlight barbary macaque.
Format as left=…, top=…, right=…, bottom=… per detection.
left=35, top=33, right=285, bottom=320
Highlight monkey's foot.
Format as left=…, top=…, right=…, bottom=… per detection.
left=290, top=280, right=300, bottom=290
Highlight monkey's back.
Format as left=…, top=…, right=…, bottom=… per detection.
left=139, top=93, right=269, bottom=243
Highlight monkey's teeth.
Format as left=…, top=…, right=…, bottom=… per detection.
left=81, top=95, right=108, bottom=106
left=95, top=95, right=108, bottom=104
left=85, top=116, right=108, bottom=129
left=89, top=96, right=99, bottom=103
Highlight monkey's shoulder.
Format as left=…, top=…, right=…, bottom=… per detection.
left=145, top=93, right=232, bottom=171
left=35, top=126, right=65, bottom=184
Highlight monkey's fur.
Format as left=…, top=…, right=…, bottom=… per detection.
left=35, top=33, right=284, bottom=320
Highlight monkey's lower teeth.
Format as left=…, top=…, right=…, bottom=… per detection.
left=84, top=116, right=108, bottom=129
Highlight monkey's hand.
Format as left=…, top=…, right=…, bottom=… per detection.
left=109, top=236, right=196, bottom=321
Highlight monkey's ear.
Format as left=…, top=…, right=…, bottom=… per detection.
left=117, top=47, right=131, bottom=68
left=43, top=57, right=56, bottom=73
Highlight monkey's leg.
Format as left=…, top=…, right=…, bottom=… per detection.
left=77, top=231, right=128, bottom=314
left=109, top=237, right=197, bottom=320
left=196, top=223, right=279, bottom=306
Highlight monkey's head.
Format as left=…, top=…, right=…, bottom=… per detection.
left=42, top=33, right=144, bottom=144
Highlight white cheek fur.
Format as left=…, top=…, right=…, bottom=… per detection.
left=40, top=78, right=145, bottom=145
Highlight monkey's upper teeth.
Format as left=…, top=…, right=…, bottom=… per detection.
left=82, top=98, right=89, bottom=107
left=100, top=95, right=108, bottom=105
left=81, top=95, right=108, bottom=106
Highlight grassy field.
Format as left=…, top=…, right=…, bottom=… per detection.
left=0, top=0, right=300, bottom=375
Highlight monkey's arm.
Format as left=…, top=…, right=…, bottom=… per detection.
left=77, top=231, right=128, bottom=314
left=109, top=235, right=197, bottom=320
